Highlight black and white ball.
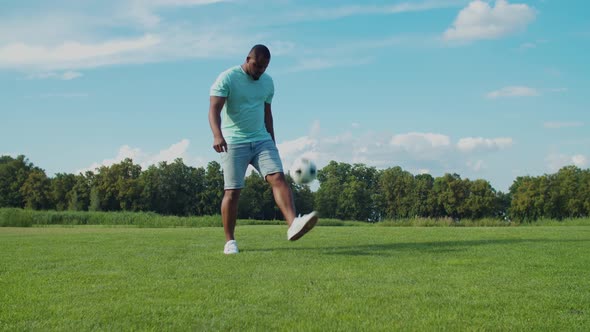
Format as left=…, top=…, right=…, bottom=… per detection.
left=290, top=158, right=317, bottom=184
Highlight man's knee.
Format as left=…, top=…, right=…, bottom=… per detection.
left=224, top=189, right=241, bottom=201
left=265, top=172, right=286, bottom=185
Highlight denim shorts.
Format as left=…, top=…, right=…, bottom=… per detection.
left=220, top=139, right=284, bottom=189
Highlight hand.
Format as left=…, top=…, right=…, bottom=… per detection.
left=213, top=136, right=228, bottom=153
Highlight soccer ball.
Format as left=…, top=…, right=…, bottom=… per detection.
left=290, top=158, right=317, bottom=184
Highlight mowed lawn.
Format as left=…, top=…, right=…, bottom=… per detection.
left=1, top=225, right=589, bottom=331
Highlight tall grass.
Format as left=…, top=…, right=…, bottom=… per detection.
left=0, top=208, right=222, bottom=228
left=2, top=208, right=589, bottom=228
left=0, top=208, right=369, bottom=228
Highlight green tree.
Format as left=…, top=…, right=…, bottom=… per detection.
left=155, top=159, right=206, bottom=215
left=432, top=173, right=468, bottom=219
left=463, top=179, right=496, bottom=219
left=89, top=186, right=101, bottom=212
left=202, top=161, right=224, bottom=216
left=20, top=169, right=51, bottom=210
left=582, top=169, right=590, bottom=216
left=138, top=165, right=162, bottom=213
left=379, top=166, right=415, bottom=219
left=288, top=173, right=315, bottom=216
left=0, top=155, right=35, bottom=208
left=51, top=173, right=76, bottom=211
left=555, top=166, right=584, bottom=218
left=411, top=173, right=435, bottom=218
left=335, top=164, right=379, bottom=221
left=93, top=158, right=142, bottom=211
left=69, top=172, right=93, bottom=211
left=315, top=161, right=352, bottom=219
left=494, top=191, right=511, bottom=219
left=238, top=171, right=273, bottom=219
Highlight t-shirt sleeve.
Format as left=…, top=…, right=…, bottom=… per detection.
left=210, top=71, right=230, bottom=97
left=265, top=78, right=274, bottom=104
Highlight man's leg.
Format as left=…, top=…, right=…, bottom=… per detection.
left=221, top=189, right=241, bottom=241
left=267, top=172, right=318, bottom=241
left=265, top=173, right=296, bottom=225
left=253, top=139, right=318, bottom=240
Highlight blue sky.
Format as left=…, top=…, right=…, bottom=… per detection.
left=1, top=0, right=589, bottom=192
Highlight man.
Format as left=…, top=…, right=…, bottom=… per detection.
left=208, top=44, right=318, bottom=255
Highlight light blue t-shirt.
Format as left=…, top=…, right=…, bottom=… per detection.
left=210, top=66, right=274, bottom=144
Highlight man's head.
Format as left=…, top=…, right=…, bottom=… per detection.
left=243, top=44, right=271, bottom=80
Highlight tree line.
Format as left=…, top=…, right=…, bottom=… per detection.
left=1, top=155, right=589, bottom=221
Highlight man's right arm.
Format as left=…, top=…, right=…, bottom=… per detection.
left=209, top=96, right=227, bottom=153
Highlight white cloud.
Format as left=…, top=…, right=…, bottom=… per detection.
left=277, top=136, right=318, bottom=159
left=286, top=57, right=374, bottom=73
left=572, top=155, right=588, bottom=168
left=518, top=39, right=548, bottom=51
left=444, top=0, right=536, bottom=42
left=309, top=120, right=321, bottom=138
left=519, top=42, right=536, bottom=50
left=390, top=132, right=452, bottom=156
left=124, top=0, right=230, bottom=28
left=285, top=1, right=466, bottom=22
left=78, top=139, right=205, bottom=173
left=0, top=35, right=161, bottom=70
left=26, top=71, right=83, bottom=80
left=277, top=122, right=512, bottom=180
left=457, top=137, right=513, bottom=153
left=62, top=71, right=83, bottom=80
left=466, top=159, right=485, bottom=171
left=486, top=86, right=539, bottom=98
left=416, top=169, right=431, bottom=175
left=145, top=139, right=191, bottom=166
left=546, top=153, right=589, bottom=172
left=544, top=121, right=584, bottom=129
left=0, top=1, right=443, bottom=72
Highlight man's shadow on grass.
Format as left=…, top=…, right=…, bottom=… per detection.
left=247, top=238, right=588, bottom=256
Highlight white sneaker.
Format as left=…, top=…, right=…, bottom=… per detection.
left=224, top=240, right=239, bottom=254
left=287, top=211, right=319, bottom=241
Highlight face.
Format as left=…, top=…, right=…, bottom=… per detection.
left=245, top=55, right=269, bottom=80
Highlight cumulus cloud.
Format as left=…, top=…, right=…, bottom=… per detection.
left=286, top=57, right=374, bottom=73
left=466, top=159, right=485, bottom=171
left=277, top=121, right=513, bottom=177
left=0, top=0, right=268, bottom=71
left=486, top=86, right=539, bottom=98
left=572, top=155, right=588, bottom=168
left=26, top=71, right=83, bottom=80
left=0, top=35, right=161, bottom=70
left=78, top=139, right=205, bottom=173
left=546, top=153, right=589, bottom=172
left=390, top=132, right=452, bottom=157
left=457, top=137, right=513, bottom=153
left=444, top=0, right=536, bottom=42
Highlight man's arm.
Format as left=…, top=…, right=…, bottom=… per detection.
left=209, top=96, right=227, bottom=153
left=264, top=102, right=275, bottom=142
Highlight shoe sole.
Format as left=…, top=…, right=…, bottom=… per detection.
left=288, top=214, right=318, bottom=241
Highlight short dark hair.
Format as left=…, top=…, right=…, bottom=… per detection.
left=249, top=44, right=271, bottom=60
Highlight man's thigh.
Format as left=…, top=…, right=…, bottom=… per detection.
left=221, top=143, right=252, bottom=189
left=251, top=140, right=284, bottom=179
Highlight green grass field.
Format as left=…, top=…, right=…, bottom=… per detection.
left=1, top=225, right=589, bottom=331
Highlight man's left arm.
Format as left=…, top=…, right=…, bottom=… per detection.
left=264, top=102, right=275, bottom=142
